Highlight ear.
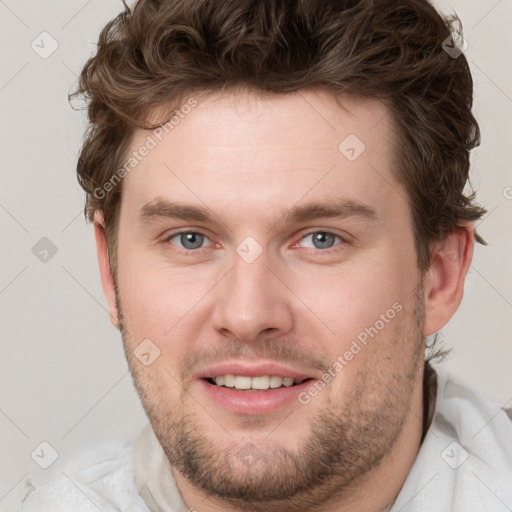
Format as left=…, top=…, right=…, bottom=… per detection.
left=93, top=211, right=120, bottom=329
left=423, top=223, right=475, bottom=336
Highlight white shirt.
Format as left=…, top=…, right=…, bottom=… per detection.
left=19, top=369, right=512, bottom=511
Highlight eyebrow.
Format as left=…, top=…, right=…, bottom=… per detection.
left=139, top=200, right=210, bottom=224
left=138, top=197, right=377, bottom=227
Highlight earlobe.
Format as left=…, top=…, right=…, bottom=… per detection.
left=93, top=212, right=120, bottom=329
left=423, top=224, right=475, bottom=337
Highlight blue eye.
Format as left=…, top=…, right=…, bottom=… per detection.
left=165, top=230, right=344, bottom=254
left=168, top=232, right=210, bottom=250
left=299, top=232, right=342, bottom=250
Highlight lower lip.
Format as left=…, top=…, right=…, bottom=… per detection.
left=197, top=379, right=314, bottom=415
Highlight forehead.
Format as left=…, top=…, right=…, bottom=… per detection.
left=120, top=89, right=404, bottom=226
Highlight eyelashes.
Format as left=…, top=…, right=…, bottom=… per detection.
left=164, top=229, right=347, bottom=255
left=294, top=231, right=344, bottom=252
left=167, top=231, right=212, bottom=251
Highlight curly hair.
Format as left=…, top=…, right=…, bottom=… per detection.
left=71, top=0, right=486, bottom=278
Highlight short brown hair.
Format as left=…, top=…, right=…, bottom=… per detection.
left=72, top=0, right=486, bottom=274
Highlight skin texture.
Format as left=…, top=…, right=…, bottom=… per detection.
left=94, top=89, right=474, bottom=512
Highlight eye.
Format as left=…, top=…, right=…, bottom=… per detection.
left=296, top=231, right=343, bottom=251
left=167, top=231, right=212, bottom=251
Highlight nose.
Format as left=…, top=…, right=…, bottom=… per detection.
left=211, top=250, right=294, bottom=343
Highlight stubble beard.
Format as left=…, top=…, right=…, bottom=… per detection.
left=116, top=282, right=426, bottom=512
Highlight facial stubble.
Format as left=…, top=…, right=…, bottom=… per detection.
left=115, top=280, right=426, bottom=511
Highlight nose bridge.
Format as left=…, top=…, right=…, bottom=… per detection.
left=211, top=245, right=293, bottom=340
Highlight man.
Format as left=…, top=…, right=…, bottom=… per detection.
left=21, top=0, right=512, bottom=511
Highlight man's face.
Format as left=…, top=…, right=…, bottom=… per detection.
left=113, top=89, right=426, bottom=507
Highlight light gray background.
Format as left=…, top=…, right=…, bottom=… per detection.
left=1, top=0, right=511, bottom=509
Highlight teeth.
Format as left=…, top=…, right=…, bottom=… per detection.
left=223, top=374, right=235, bottom=387
left=251, top=376, right=270, bottom=389
left=269, top=376, right=284, bottom=388
left=283, top=377, right=294, bottom=387
left=212, top=375, right=303, bottom=390
left=234, top=376, right=252, bottom=390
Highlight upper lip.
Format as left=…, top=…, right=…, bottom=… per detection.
left=195, top=362, right=317, bottom=381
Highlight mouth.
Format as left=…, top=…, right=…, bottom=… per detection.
left=195, top=364, right=318, bottom=414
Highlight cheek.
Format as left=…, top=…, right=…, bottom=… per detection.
left=116, top=252, right=215, bottom=354
left=294, top=260, right=410, bottom=338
